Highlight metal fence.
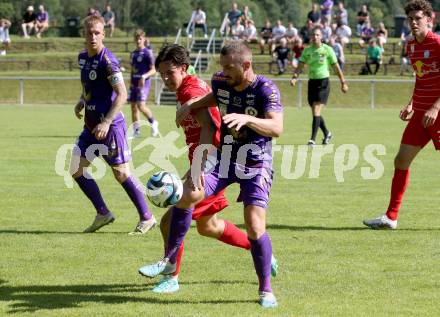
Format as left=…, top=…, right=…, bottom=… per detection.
left=0, top=76, right=415, bottom=109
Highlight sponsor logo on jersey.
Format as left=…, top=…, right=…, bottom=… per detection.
left=218, top=98, right=229, bottom=104
left=217, top=89, right=230, bottom=98
left=89, top=70, right=97, bottom=80
left=86, top=104, right=96, bottom=111
left=245, top=106, right=258, bottom=116
left=246, top=99, right=255, bottom=106
left=246, top=94, right=255, bottom=98
left=79, top=59, right=86, bottom=65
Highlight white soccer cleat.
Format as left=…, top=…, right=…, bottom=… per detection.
left=363, top=214, right=397, bottom=230
left=151, top=120, right=159, bottom=137
left=128, top=216, right=157, bottom=235
left=259, top=291, right=278, bottom=308
left=83, top=212, right=115, bottom=233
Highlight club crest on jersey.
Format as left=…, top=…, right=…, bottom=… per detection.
left=89, top=70, right=97, bottom=80
left=217, top=89, right=230, bottom=98
left=245, top=106, right=258, bottom=117
left=137, top=55, right=143, bottom=62
left=424, top=50, right=430, bottom=58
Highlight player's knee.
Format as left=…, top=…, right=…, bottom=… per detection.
left=394, top=154, right=410, bottom=169
left=112, top=168, right=130, bottom=183
left=160, top=211, right=171, bottom=231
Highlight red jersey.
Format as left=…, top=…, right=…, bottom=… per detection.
left=407, top=31, right=440, bottom=111
left=175, top=75, right=222, bottom=162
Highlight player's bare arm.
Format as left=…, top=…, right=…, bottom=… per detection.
left=223, top=111, right=283, bottom=137
left=422, top=97, right=440, bottom=127
left=74, top=94, right=85, bottom=119
left=139, top=65, right=156, bottom=87
left=332, top=62, right=348, bottom=93
left=176, top=92, right=216, bottom=126
left=290, top=62, right=305, bottom=86
left=92, top=80, right=127, bottom=140
left=399, top=101, right=413, bottom=121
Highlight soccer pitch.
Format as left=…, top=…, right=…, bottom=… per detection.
left=1, top=104, right=439, bottom=316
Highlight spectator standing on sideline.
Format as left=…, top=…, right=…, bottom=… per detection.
left=35, top=5, right=49, bottom=38
left=320, top=0, right=334, bottom=24
left=102, top=5, right=115, bottom=37
left=0, top=18, right=11, bottom=55
left=188, top=7, right=208, bottom=39
left=21, top=6, right=36, bottom=39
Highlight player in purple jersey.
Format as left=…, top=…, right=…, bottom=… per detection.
left=129, top=29, right=159, bottom=138
left=70, top=15, right=156, bottom=234
left=140, top=41, right=283, bottom=308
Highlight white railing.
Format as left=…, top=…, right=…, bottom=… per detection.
left=219, top=13, right=229, bottom=37
left=0, top=76, right=415, bottom=108
left=193, top=50, right=203, bottom=75
left=174, top=28, right=182, bottom=44
left=206, top=28, right=217, bottom=54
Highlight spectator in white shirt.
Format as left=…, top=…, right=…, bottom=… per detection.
left=335, top=22, right=352, bottom=46
left=231, top=19, right=244, bottom=40
left=270, top=20, right=286, bottom=52
left=188, top=7, right=208, bottom=38
left=285, top=22, right=298, bottom=44
left=0, top=18, right=11, bottom=55
left=242, top=19, right=258, bottom=43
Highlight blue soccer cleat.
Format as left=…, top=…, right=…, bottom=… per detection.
left=138, top=259, right=176, bottom=278
left=271, top=255, right=278, bottom=277
left=259, top=291, right=278, bottom=308
left=152, top=276, right=179, bottom=294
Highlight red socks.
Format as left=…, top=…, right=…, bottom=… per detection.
left=218, top=220, right=251, bottom=250
left=386, top=169, right=410, bottom=220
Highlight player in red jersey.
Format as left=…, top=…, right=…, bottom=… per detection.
left=364, top=0, right=440, bottom=229
left=140, top=44, right=277, bottom=293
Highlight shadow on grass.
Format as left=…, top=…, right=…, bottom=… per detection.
left=0, top=280, right=255, bottom=314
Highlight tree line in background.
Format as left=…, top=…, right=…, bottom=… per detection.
left=1, top=0, right=440, bottom=36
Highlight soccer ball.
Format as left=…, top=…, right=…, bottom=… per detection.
left=146, top=171, right=183, bottom=208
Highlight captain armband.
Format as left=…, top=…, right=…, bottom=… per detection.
left=108, top=72, right=124, bottom=86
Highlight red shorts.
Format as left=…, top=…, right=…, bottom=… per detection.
left=192, top=189, right=229, bottom=220
left=401, top=110, right=440, bottom=150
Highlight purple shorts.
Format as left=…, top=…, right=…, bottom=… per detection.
left=76, top=124, right=131, bottom=166
left=128, top=80, right=151, bottom=102
left=203, top=161, right=273, bottom=209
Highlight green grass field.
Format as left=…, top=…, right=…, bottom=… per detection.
left=1, top=104, right=440, bottom=316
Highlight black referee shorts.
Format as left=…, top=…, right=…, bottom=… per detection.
left=307, top=78, right=330, bottom=106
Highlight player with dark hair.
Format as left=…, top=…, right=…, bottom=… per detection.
left=364, top=0, right=440, bottom=229
left=71, top=16, right=156, bottom=234
left=139, top=43, right=277, bottom=294
left=129, top=29, right=159, bottom=138
left=140, top=41, right=283, bottom=308
left=291, top=26, right=348, bottom=146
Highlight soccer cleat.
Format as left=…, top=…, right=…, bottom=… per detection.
left=151, top=120, right=159, bottom=137
left=259, top=291, right=278, bottom=308
left=152, top=276, right=180, bottom=294
left=83, top=212, right=115, bottom=233
left=322, top=131, right=332, bottom=145
left=271, top=255, right=278, bottom=277
left=128, top=216, right=157, bottom=235
left=139, top=259, right=176, bottom=278
left=307, top=140, right=316, bottom=147
left=363, top=214, right=397, bottom=230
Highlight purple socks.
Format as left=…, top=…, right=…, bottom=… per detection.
left=249, top=232, right=272, bottom=293
left=74, top=175, right=110, bottom=215
left=121, top=176, right=152, bottom=221
left=165, top=207, right=193, bottom=263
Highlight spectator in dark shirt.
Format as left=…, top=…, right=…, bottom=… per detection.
left=333, top=2, right=348, bottom=28
left=226, top=2, right=242, bottom=36
left=274, top=38, right=291, bottom=74
left=259, top=20, right=272, bottom=54
left=356, top=4, right=369, bottom=36
left=21, top=6, right=36, bottom=38
left=102, top=5, right=115, bottom=37
left=307, top=3, right=321, bottom=25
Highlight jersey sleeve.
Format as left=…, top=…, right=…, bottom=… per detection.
left=103, top=50, right=123, bottom=86
left=260, top=81, right=283, bottom=113
left=327, top=45, right=338, bottom=65
left=299, top=48, right=308, bottom=64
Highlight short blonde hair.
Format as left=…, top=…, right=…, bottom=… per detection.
left=83, top=15, right=105, bottom=30
left=134, top=29, right=146, bottom=38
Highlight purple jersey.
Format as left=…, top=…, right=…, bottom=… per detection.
left=78, top=47, right=124, bottom=131
left=211, top=72, right=283, bottom=165
left=130, top=47, right=154, bottom=82
left=37, top=12, right=49, bottom=22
